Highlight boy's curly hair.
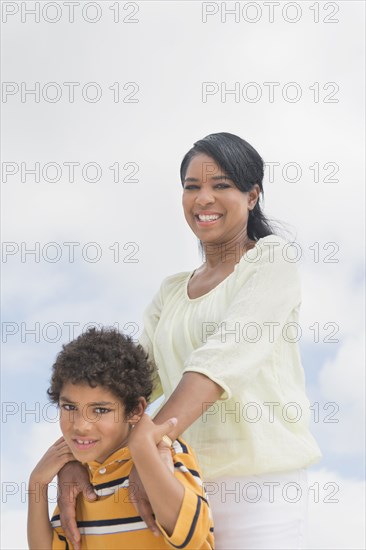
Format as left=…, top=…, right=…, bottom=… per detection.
left=47, top=327, right=155, bottom=415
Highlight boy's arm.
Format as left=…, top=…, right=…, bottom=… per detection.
left=128, top=415, right=183, bottom=536
left=157, top=440, right=214, bottom=549
left=129, top=416, right=213, bottom=548
left=27, top=437, right=74, bottom=550
left=28, top=478, right=54, bottom=550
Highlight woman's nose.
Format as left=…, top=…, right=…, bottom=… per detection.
left=195, top=187, right=215, bottom=206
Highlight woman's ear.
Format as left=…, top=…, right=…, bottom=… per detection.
left=248, top=184, right=261, bottom=208
left=127, top=397, right=147, bottom=424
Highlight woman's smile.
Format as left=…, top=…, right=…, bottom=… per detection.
left=194, top=211, right=224, bottom=226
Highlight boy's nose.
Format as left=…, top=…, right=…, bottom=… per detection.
left=72, top=411, right=93, bottom=432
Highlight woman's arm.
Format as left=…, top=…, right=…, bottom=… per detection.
left=153, top=372, right=223, bottom=439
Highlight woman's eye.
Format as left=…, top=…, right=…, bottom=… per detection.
left=215, top=183, right=230, bottom=189
left=184, top=185, right=199, bottom=190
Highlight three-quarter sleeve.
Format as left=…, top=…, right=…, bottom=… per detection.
left=182, top=238, right=302, bottom=400
left=139, top=282, right=167, bottom=403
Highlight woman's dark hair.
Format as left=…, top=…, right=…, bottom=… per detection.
left=47, top=327, right=155, bottom=416
left=180, top=132, right=275, bottom=241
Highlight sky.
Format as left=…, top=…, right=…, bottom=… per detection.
left=1, top=1, right=365, bottom=548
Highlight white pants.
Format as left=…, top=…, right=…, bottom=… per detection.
left=206, top=469, right=308, bottom=550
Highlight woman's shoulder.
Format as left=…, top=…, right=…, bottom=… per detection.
left=244, top=234, right=296, bottom=263
left=158, top=270, right=192, bottom=297
left=257, top=233, right=288, bottom=247
left=235, top=234, right=301, bottom=286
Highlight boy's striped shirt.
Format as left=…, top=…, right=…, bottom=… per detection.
left=51, top=438, right=214, bottom=549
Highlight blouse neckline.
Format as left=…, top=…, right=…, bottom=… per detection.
left=185, top=237, right=264, bottom=302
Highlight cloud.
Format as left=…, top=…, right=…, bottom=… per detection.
left=308, top=468, right=365, bottom=550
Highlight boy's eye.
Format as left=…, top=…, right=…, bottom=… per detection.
left=61, top=404, right=75, bottom=411
left=94, top=407, right=111, bottom=415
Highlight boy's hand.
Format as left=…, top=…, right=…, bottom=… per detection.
left=128, top=415, right=177, bottom=535
left=30, top=437, right=74, bottom=486
left=128, top=414, right=177, bottom=451
left=57, top=460, right=97, bottom=550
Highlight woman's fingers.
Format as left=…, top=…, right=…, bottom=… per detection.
left=136, top=498, right=160, bottom=537
left=82, top=483, right=98, bottom=502
left=155, top=417, right=177, bottom=444
left=58, top=461, right=95, bottom=548
left=58, top=486, right=81, bottom=550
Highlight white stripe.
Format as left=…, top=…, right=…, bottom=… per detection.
left=79, top=521, right=148, bottom=535
left=175, top=464, right=203, bottom=487
left=172, top=440, right=184, bottom=454
left=51, top=520, right=61, bottom=528
left=94, top=478, right=129, bottom=497
left=52, top=519, right=148, bottom=535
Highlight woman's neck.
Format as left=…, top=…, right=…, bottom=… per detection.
left=202, top=234, right=255, bottom=269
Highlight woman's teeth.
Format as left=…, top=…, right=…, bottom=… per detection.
left=198, top=214, right=221, bottom=221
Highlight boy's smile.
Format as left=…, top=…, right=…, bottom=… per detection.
left=59, top=382, right=131, bottom=464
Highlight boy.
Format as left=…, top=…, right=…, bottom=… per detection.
left=27, top=327, right=214, bottom=549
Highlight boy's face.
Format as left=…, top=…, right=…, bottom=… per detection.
left=59, top=382, right=131, bottom=464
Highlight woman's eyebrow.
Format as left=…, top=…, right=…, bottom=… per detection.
left=184, top=175, right=232, bottom=183
left=183, top=177, right=199, bottom=183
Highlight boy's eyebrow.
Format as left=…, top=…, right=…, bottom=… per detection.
left=59, top=396, right=116, bottom=406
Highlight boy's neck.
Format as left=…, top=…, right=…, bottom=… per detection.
left=88, top=442, right=131, bottom=467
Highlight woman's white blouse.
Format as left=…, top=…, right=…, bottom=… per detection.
left=140, top=235, right=322, bottom=479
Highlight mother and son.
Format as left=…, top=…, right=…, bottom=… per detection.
left=28, top=133, right=321, bottom=549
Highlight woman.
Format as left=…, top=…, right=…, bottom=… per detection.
left=59, top=132, right=321, bottom=549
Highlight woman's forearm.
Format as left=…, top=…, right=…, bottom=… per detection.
left=153, top=372, right=223, bottom=440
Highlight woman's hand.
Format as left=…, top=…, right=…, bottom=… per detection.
left=30, top=437, right=74, bottom=486
left=128, top=415, right=177, bottom=535
left=57, top=460, right=97, bottom=550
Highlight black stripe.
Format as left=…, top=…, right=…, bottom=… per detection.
left=176, top=438, right=189, bottom=454
left=168, top=496, right=201, bottom=549
left=174, top=462, right=201, bottom=479
left=57, top=534, right=69, bottom=550
left=93, top=475, right=129, bottom=491
left=51, top=514, right=60, bottom=522
left=76, top=516, right=143, bottom=528
left=198, top=494, right=208, bottom=505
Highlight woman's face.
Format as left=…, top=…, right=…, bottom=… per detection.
left=182, top=154, right=258, bottom=246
